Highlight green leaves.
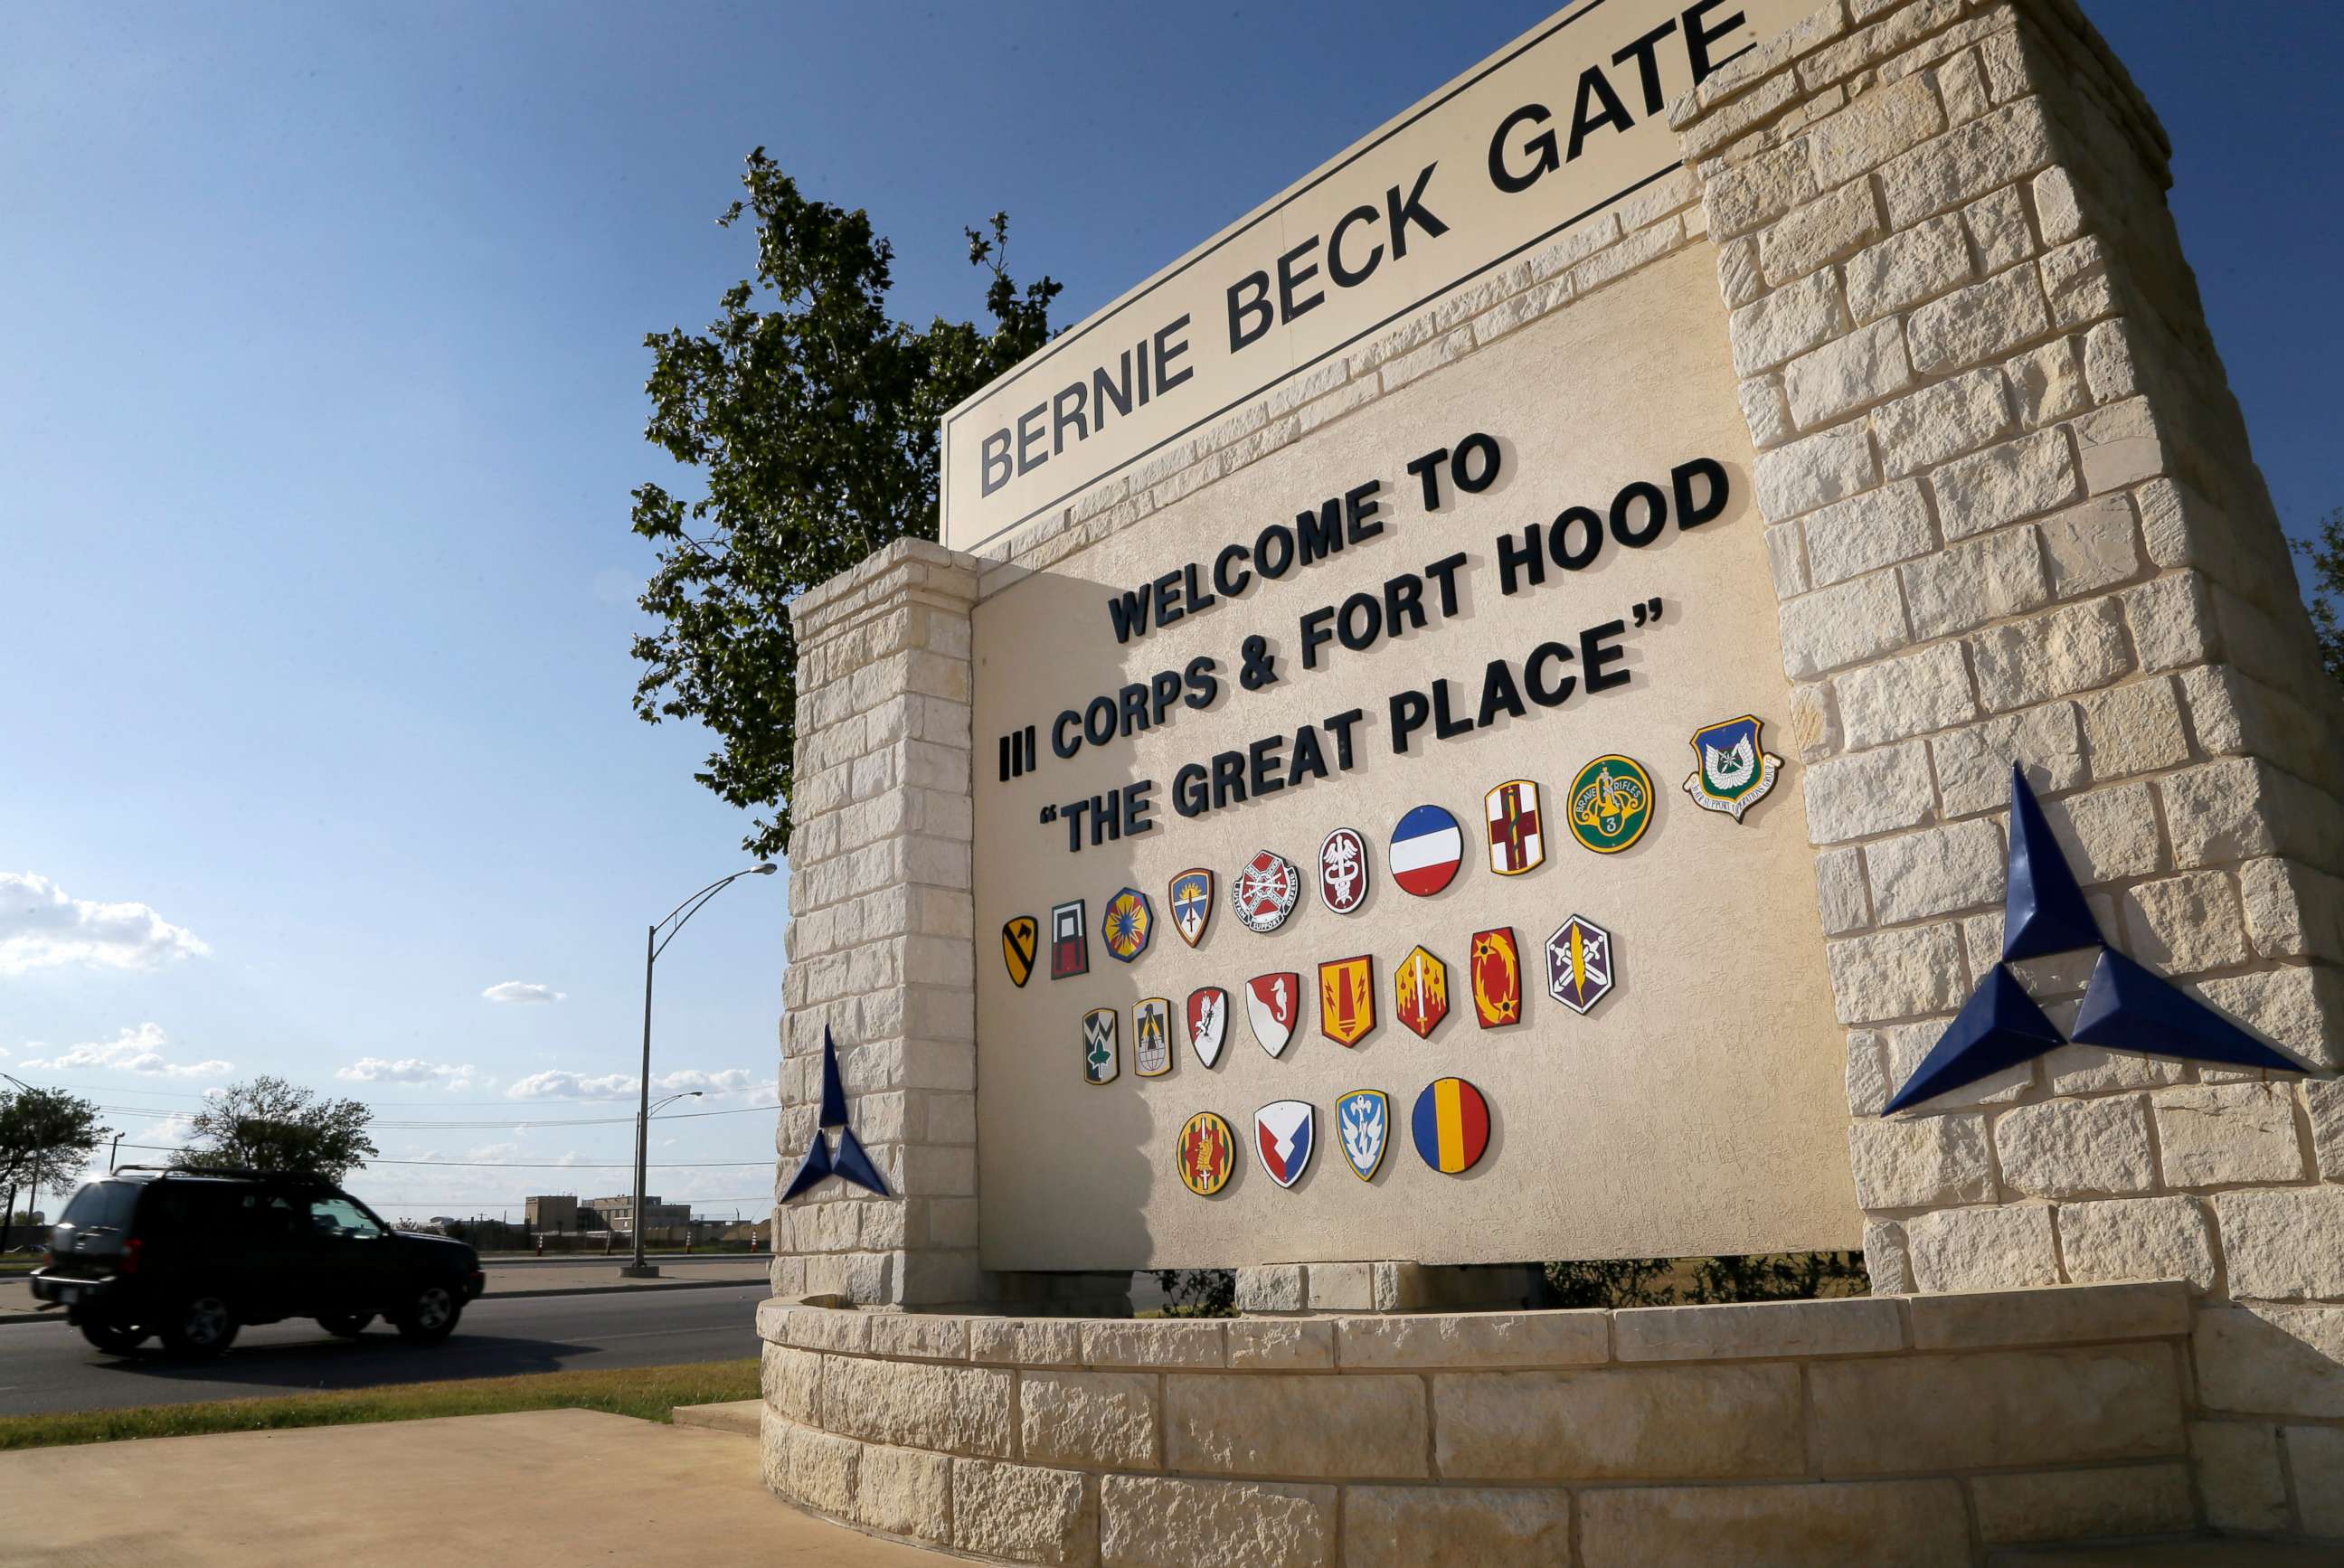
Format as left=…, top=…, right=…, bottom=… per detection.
left=2292, top=505, right=2344, bottom=685
left=175, top=1074, right=378, bottom=1183
left=0, top=1087, right=110, bottom=1205
left=630, top=152, right=1059, bottom=856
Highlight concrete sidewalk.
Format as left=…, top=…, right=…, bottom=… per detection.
left=0, top=1408, right=948, bottom=1567
left=0, top=1255, right=770, bottom=1325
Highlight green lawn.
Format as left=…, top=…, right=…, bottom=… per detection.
left=0, top=1357, right=761, bottom=1452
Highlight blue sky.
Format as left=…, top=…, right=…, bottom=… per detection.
left=4, top=3, right=2337, bottom=1218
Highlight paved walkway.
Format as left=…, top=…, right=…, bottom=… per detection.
left=0, top=1408, right=949, bottom=1567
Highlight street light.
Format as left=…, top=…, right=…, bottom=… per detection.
left=623, top=862, right=777, bottom=1279
left=631, top=1090, right=701, bottom=1253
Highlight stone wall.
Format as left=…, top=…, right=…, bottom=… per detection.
left=756, top=1282, right=2200, bottom=1565
left=1668, top=0, right=2344, bottom=1536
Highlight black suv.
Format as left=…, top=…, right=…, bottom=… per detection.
left=31, top=1167, right=486, bottom=1357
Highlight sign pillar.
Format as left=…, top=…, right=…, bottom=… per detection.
left=1674, top=0, right=2344, bottom=1535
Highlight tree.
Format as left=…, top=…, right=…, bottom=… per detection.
left=630, top=149, right=1061, bottom=857
left=0, top=1084, right=109, bottom=1250
left=2294, top=506, right=2344, bottom=685
left=174, top=1075, right=377, bottom=1182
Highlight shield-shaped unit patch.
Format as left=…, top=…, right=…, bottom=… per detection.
left=1245, top=973, right=1300, bottom=1058
left=1186, top=987, right=1228, bottom=1069
left=1001, top=916, right=1037, bottom=987
left=1683, top=714, right=1782, bottom=822
left=1082, top=1006, right=1119, bottom=1085
left=1545, top=914, right=1616, bottom=1015
left=1318, top=955, right=1376, bottom=1046
left=1470, top=927, right=1521, bottom=1028
left=1394, top=945, right=1449, bottom=1038
left=1319, top=826, right=1370, bottom=914
left=1254, top=1100, right=1315, bottom=1188
left=1134, top=997, right=1173, bottom=1077
left=1050, top=900, right=1088, bottom=979
left=1337, top=1089, right=1389, bottom=1182
left=1231, top=849, right=1301, bottom=933
left=1177, top=1111, right=1234, bottom=1195
left=1169, top=868, right=1215, bottom=947
left=1484, top=780, right=1545, bottom=875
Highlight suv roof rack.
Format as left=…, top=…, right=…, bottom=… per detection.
left=111, top=1165, right=333, bottom=1183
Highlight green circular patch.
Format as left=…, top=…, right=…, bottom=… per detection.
left=1567, top=754, right=1654, bottom=854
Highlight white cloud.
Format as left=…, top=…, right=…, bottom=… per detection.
left=507, top=1070, right=639, bottom=1101
left=0, top=872, right=209, bottom=976
left=482, top=981, right=564, bottom=1005
left=337, top=1056, right=480, bottom=1091
left=506, top=1065, right=773, bottom=1102
left=20, top=1022, right=232, bottom=1079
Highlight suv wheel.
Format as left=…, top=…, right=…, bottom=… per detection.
left=80, top=1320, right=149, bottom=1355
left=318, top=1312, right=374, bottom=1338
left=394, top=1281, right=462, bottom=1344
left=159, top=1292, right=240, bottom=1358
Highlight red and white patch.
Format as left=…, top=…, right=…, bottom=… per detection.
left=1244, top=972, right=1300, bottom=1058
left=1318, top=827, right=1370, bottom=914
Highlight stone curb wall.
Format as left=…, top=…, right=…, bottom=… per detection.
left=754, top=1283, right=2214, bottom=1565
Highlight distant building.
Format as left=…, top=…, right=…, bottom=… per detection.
left=525, top=1195, right=583, bottom=1232
left=582, top=1194, right=689, bottom=1234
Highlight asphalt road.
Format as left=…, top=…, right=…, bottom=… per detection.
left=0, top=1283, right=768, bottom=1417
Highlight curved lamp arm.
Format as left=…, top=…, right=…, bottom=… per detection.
left=651, top=863, right=776, bottom=962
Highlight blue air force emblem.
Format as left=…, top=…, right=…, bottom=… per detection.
left=1337, top=1090, right=1389, bottom=1182
left=1682, top=714, right=1782, bottom=822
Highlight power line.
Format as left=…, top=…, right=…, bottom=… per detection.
left=18, top=1077, right=776, bottom=1110
left=88, top=1102, right=777, bottom=1130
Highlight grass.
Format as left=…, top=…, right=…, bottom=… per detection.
left=0, top=1356, right=761, bottom=1453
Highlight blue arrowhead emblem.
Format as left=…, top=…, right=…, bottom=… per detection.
left=782, top=1026, right=890, bottom=1199
left=1884, top=765, right=2301, bottom=1113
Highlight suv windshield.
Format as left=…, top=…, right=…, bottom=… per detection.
left=59, top=1181, right=138, bottom=1232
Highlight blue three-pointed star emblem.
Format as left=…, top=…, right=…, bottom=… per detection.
left=781, top=1026, right=890, bottom=1199
left=1884, top=766, right=2301, bottom=1113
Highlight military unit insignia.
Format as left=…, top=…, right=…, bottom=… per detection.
left=1484, top=780, right=1545, bottom=875
left=1545, top=913, right=1616, bottom=1015
left=1082, top=1006, right=1119, bottom=1084
left=1102, top=886, right=1154, bottom=962
left=1389, top=804, right=1463, bottom=896
left=1050, top=899, right=1088, bottom=979
left=1412, top=1077, right=1491, bottom=1174
left=1394, top=945, right=1449, bottom=1038
left=1469, top=927, right=1522, bottom=1028
left=1683, top=715, right=1782, bottom=822
left=1253, top=1100, right=1316, bottom=1188
left=1568, top=755, right=1655, bottom=854
left=1232, top=849, right=1302, bottom=933
left=1318, top=826, right=1370, bottom=914
left=1134, top=997, right=1173, bottom=1077
left=1337, top=1090, right=1390, bottom=1182
left=1245, top=972, right=1300, bottom=1057
left=1177, top=1111, right=1234, bottom=1195
left=1186, top=987, right=1228, bottom=1069
left=1169, top=868, right=1215, bottom=948
left=1001, top=915, right=1037, bottom=987
left=1318, top=955, right=1377, bottom=1046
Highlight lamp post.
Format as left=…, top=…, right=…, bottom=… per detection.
left=623, top=862, right=776, bottom=1279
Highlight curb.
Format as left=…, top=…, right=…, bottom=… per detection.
left=0, top=1274, right=770, bottom=1326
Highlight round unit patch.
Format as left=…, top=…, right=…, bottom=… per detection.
left=1177, top=1111, right=1235, bottom=1196
left=1388, top=804, right=1463, bottom=896
left=1567, top=755, right=1655, bottom=854
left=1411, top=1077, right=1491, bottom=1174
left=1231, top=849, right=1302, bottom=933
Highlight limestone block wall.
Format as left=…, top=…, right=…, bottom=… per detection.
left=755, top=1282, right=2200, bottom=1565
left=1669, top=0, right=2344, bottom=1538
left=776, top=543, right=984, bottom=1307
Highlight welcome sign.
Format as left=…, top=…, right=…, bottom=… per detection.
left=940, top=0, right=1815, bottom=552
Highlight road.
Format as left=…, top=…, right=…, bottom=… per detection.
left=0, top=1282, right=768, bottom=1417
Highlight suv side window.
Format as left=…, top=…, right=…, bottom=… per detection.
left=307, top=1195, right=385, bottom=1239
